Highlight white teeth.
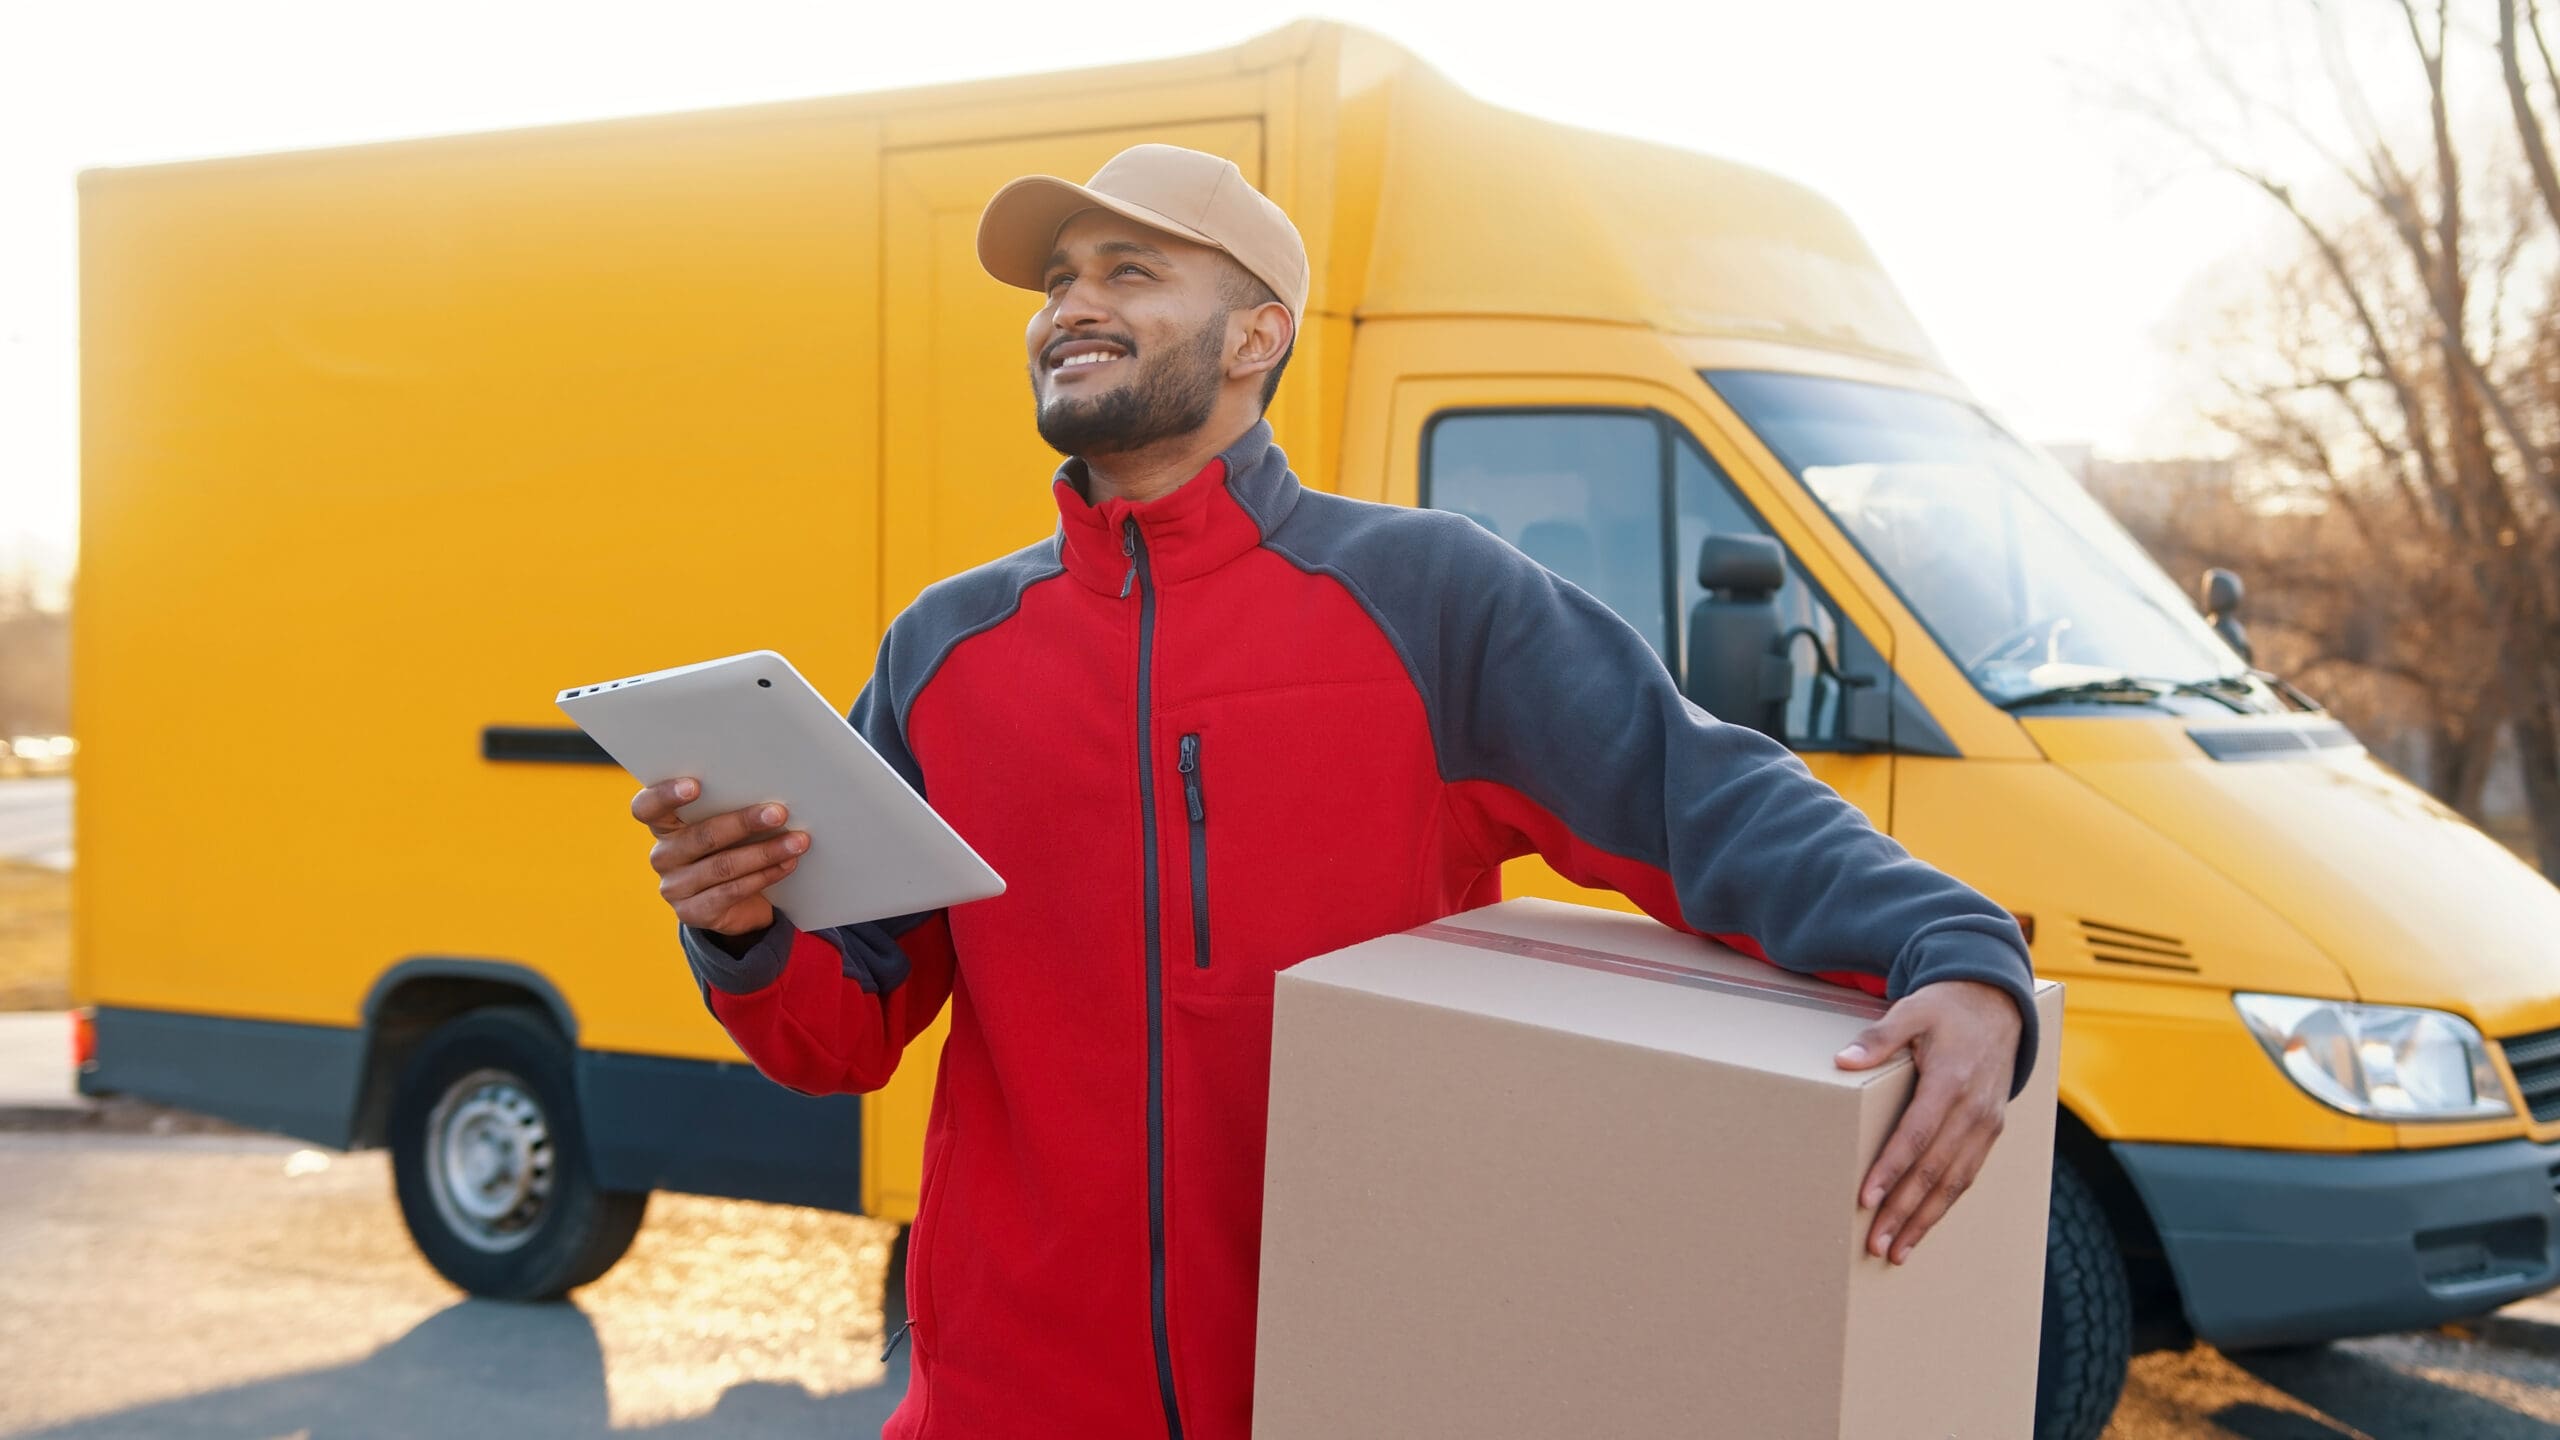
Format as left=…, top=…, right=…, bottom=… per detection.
left=1057, top=351, right=1118, bottom=369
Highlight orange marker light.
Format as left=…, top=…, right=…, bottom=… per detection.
left=2007, top=911, right=2036, bottom=948
left=71, top=1007, right=96, bottom=1069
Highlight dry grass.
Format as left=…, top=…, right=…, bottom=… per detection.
left=0, top=862, right=70, bottom=1012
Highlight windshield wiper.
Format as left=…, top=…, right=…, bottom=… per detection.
left=1997, top=675, right=2254, bottom=714
left=1996, top=679, right=2171, bottom=712
left=2167, top=674, right=2258, bottom=712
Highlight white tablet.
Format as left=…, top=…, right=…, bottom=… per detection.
left=556, top=649, right=1004, bottom=931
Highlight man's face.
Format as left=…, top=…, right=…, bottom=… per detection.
left=1025, top=210, right=1233, bottom=460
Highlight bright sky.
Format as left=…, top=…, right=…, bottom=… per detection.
left=0, top=0, right=2293, bottom=598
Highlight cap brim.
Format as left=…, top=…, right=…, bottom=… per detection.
left=975, top=175, right=1226, bottom=293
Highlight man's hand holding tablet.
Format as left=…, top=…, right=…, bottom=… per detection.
left=633, top=779, right=806, bottom=940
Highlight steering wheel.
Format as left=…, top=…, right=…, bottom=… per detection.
left=1965, top=615, right=2069, bottom=673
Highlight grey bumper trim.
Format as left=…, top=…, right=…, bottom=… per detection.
left=83, top=1004, right=366, bottom=1147
left=2115, top=1137, right=2560, bottom=1349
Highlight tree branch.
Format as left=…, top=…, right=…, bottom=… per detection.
left=2317, top=375, right=2438, bottom=523
left=2501, top=0, right=2560, bottom=235
left=2534, top=0, right=2560, bottom=101
left=2116, top=74, right=2460, bottom=526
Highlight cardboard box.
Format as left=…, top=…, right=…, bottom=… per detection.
left=1253, top=897, right=2064, bottom=1440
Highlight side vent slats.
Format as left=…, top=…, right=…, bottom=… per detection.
left=2188, top=720, right=2360, bottom=763
left=2502, top=1025, right=2560, bottom=1124
left=2503, top=1029, right=2560, bottom=1069
left=2080, top=919, right=2199, bottom=973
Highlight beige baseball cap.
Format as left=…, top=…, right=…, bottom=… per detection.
left=976, top=144, right=1309, bottom=322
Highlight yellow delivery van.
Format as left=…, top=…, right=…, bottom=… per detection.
left=72, top=22, right=2560, bottom=1440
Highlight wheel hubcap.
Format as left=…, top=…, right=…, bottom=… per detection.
left=424, top=1068, right=555, bottom=1253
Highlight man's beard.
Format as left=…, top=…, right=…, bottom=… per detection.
left=1032, top=313, right=1225, bottom=460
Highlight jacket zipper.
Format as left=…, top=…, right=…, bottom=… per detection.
left=1125, top=518, right=1187, bottom=1440
left=1178, top=733, right=1210, bottom=969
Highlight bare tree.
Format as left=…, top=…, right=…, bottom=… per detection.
left=2122, top=0, right=2560, bottom=875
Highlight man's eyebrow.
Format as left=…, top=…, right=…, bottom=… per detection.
left=1044, top=239, right=1177, bottom=272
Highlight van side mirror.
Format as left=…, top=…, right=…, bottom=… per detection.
left=2200, top=567, right=2253, bottom=664
left=1685, top=536, right=1793, bottom=739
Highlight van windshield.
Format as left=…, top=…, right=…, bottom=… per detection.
left=1703, top=370, right=2246, bottom=707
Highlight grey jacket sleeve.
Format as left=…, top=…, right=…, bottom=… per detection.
left=1275, top=502, right=2040, bottom=1097
left=678, top=908, right=931, bottom=1005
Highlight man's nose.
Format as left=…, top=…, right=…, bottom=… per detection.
left=1051, top=274, right=1113, bottom=328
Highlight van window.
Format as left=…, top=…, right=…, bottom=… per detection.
left=1422, top=409, right=1855, bottom=747
left=1422, top=411, right=1670, bottom=660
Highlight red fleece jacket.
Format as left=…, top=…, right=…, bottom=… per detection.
left=677, top=421, right=2037, bottom=1440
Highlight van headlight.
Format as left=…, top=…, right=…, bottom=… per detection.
left=2233, top=994, right=2512, bottom=1120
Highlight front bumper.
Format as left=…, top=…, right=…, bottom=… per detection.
left=2115, top=1136, right=2560, bottom=1349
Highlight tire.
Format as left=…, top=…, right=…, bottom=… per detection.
left=2034, top=1157, right=2133, bottom=1440
left=388, top=1006, right=648, bottom=1300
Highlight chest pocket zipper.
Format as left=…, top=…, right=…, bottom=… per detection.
left=1178, top=733, right=1211, bottom=969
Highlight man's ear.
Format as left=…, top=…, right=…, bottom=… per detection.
left=1230, top=301, right=1294, bottom=382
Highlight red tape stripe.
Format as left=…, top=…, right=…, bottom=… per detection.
left=1411, top=922, right=1891, bottom=1021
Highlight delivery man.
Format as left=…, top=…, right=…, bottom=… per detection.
left=631, top=145, right=2039, bottom=1440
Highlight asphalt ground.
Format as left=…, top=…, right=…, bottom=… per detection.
left=0, top=1130, right=910, bottom=1439
left=1, top=1128, right=2556, bottom=1438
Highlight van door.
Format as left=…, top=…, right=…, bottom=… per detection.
left=878, top=121, right=1262, bottom=619
left=870, top=120, right=1258, bottom=1214
left=1385, top=377, right=1897, bottom=910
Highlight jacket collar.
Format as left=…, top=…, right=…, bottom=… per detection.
left=1051, top=420, right=1302, bottom=594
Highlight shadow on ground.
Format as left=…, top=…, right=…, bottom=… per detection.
left=2206, top=1339, right=2558, bottom=1439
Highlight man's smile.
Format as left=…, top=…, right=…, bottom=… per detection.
left=1046, top=337, right=1131, bottom=379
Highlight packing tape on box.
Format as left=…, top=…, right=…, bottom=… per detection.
left=1411, top=922, right=1892, bottom=1021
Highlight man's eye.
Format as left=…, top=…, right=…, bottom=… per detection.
left=1047, top=263, right=1146, bottom=291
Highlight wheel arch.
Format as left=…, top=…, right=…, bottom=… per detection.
left=352, top=958, right=579, bottom=1151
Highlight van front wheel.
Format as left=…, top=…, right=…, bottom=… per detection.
left=2034, top=1157, right=2134, bottom=1440
left=388, top=1007, right=648, bottom=1300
